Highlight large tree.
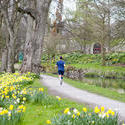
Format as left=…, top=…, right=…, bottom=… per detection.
left=0, top=0, right=23, bottom=72
left=20, top=0, right=52, bottom=74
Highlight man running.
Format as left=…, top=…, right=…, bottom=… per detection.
left=56, top=56, right=65, bottom=85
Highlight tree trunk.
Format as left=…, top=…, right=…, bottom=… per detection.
left=101, top=43, right=106, bottom=66
left=1, top=48, right=8, bottom=72
left=20, top=15, right=35, bottom=72
left=2, top=9, right=16, bottom=73
left=7, top=36, right=15, bottom=73
left=101, top=16, right=106, bottom=66
left=21, top=0, right=52, bottom=74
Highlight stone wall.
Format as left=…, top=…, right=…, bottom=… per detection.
left=65, top=66, right=87, bottom=80
left=65, top=66, right=125, bottom=80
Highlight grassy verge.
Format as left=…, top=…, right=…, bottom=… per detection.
left=21, top=79, right=87, bottom=125
left=71, top=63, right=125, bottom=73
left=45, top=73, right=125, bottom=103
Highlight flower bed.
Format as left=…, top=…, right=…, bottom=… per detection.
left=47, top=106, right=119, bottom=125
left=0, top=72, right=55, bottom=125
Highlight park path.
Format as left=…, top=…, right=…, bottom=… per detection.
left=40, top=74, right=125, bottom=121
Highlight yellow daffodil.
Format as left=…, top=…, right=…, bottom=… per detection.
left=83, top=107, right=87, bottom=112
left=72, top=114, right=75, bottom=119
left=39, top=88, right=44, bottom=92
left=77, top=111, right=80, bottom=116
left=56, top=96, right=61, bottom=101
left=101, top=106, right=105, bottom=112
left=105, top=112, right=109, bottom=118
left=9, top=105, right=14, bottom=110
left=23, top=106, right=26, bottom=112
left=46, top=120, right=51, bottom=124
left=108, top=109, right=113, bottom=114
left=64, top=108, right=70, bottom=114
left=2, top=109, right=8, bottom=115
left=23, top=97, right=26, bottom=101
left=111, top=111, right=115, bottom=116
left=94, top=106, right=100, bottom=114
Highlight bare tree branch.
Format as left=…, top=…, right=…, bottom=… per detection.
left=17, top=7, right=38, bottom=19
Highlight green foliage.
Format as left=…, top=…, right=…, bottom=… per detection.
left=31, top=89, right=60, bottom=106
left=0, top=72, right=39, bottom=125
left=51, top=107, right=118, bottom=125
left=105, top=52, right=125, bottom=65
left=119, top=56, right=125, bottom=64
left=42, top=52, right=125, bottom=66
left=84, top=72, right=99, bottom=77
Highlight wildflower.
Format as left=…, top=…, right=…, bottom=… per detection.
left=0, top=107, right=3, bottom=112
left=105, top=112, right=109, bottom=118
left=8, top=111, right=11, bottom=117
left=99, top=113, right=106, bottom=118
left=2, top=95, right=4, bottom=98
left=56, top=96, right=61, bottom=101
left=101, top=106, right=104, bottom=112
left=18, top=105, right=24, bottom=109
left=6, top=96, right=9, bottom=99
left=9, top=105, right=14, bottom=110
left=17, top=110, right=22, bottom=113
left=111, top=111, right=115, bottom=116
left=83, top=107, right=87, bottom=112
left=72, top=114, right=75, bottom=119
left=73, top=108, right=78, bottom=114
left=0, top=111, right=4, bottom=115
left=2, top=109, right=8, bottom=114
left=39, top=88, right=44, bottom=92
left=94, top=106, right=100, bottom=114
left=77, top=111, right=80, bottom=116
left=12, top=94, right=16, bottom=99
left=108, top=109, right=115, bottom=116
left=64, top=108, right=70, bottom=114
left=23, top=106, right=26, bottom=112
left=23, top=97, right=26, bottom=101
left=46, top=120, right=51, bottom=124
left=66, top=111, right=70, bottom=115
left=17, top=98, right=20, bottom=103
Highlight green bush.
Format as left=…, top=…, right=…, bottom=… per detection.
left=119, top=56, right=125, bottom=64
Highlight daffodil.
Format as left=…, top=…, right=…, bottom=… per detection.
left=77, top=111, right=80, bottom=116
left=105, top=112, right=109, bottom=118
left=9, top=105, right=14, bottom=110
left=83, top=107, right=87, bottom=112
left=64, top=108, right=70, bottom=114
left=72, top=114, right=75, bottom=119
left=94, top=106, right=100, bottom=114
left=101, top=106, right=104, bottom=112
left=46, top=120, right=51, bottom=124
left=39, top=88, right=44, bottom=92
left=23, top=97, right=26, bottom=101
left=56, top=96, right=61, bottom=101
left=111, top=111, right=115, bottom=116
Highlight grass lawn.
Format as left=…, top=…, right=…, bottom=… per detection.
left=71, top=63, right=125, bottom=73
left=45, top=73, right=125, bottom=103
left=21, top=79, right=87, bottom=125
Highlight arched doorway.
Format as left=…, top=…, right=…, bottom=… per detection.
left=93, top=43, right=101, bottom=54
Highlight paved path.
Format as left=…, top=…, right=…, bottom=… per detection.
left=41, top=74, right=125, bottom=121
